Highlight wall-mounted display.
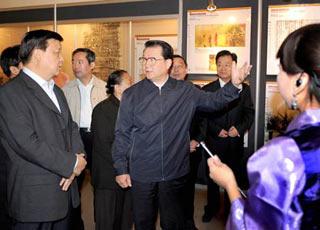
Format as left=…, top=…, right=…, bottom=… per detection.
left=264, top=81, right=298, bottom=143
left=187, top=7, right=251, bottom=74
left=267, top=4, right=320, bottom=75
left=82, top=22, right=121, bottom=81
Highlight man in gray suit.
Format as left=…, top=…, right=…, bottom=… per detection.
left=0, top=29, right=87, bottom=230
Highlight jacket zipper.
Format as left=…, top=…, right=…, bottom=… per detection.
left=129, top=136, right=135, bottom=172
left=160, top=87, right=164, bottom=180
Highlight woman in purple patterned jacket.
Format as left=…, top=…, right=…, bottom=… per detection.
left=208, top=23, right=320, bottom=229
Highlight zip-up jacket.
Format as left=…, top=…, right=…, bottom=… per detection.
left=112, top=77, right=240, bottom=182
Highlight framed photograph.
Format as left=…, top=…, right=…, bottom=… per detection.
left=187, top=7, right=251, bottom=74
left=266, top=4, right=320, bottom=75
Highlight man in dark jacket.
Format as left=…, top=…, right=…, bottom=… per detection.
left=0, top=29, right=87, bottom=230
left=0, top=44, right=22, bottom=230
left=201, top=50, right=254, bottom=222
left=112, top=40, right=251, bottom=230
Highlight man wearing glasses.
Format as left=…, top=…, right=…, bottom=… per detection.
left=112, top=40, right=251, bottom=229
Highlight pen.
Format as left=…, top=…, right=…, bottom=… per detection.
left=200, top=141, right=247, bottom=198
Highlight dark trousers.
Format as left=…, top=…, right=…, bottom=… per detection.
left=12, top=211, right=71, bottom=230
left=72, top=128, right=93, bottom=230
left=94, top=187, right=132, bottom=230
left=205, top=157, right=234, bottom=218
left=183, top=151, right=202, bottom=229
left=79, top=128, right=93, bottom=171
left=205, top=178, right=230, bottom=216
left=0, top=158, right=11, bottom=230
left=131, top=175, right=187, bottom=230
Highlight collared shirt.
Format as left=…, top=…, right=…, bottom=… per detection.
left=219, top=78, right=243, bottom=90
left=77, top=78, right=93, bottom=128
left=23, top=67, right=61, bottom=112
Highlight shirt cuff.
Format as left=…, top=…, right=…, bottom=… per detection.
left=73, top=155, right=78, bottom=171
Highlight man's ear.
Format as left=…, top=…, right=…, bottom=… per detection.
left=32, top=49, right=42, bottom=65
left=9, top=66, right=20, bottom=76
left=90, top=61, right=95, bottom=70
left=165, top=58, right=173, bottom=70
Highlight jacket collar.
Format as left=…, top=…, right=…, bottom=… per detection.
left=69, top=75, right=100, bottom=88
left=20, top=71, right=65, bottom=116
left=144, top=76, right=177, bottom=90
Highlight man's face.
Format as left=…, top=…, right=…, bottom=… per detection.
left=72, top=52, right=94, bottom=80
left=216, top=55, right=233, bottom=82
left=38, top=39, right=63, bottom=80
left=170, top=57, right=187, bottom=80
left=142, top=46, right=172, bottom=82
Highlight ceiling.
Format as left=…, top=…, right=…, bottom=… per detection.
left=0, top=0, right=149, bottom=11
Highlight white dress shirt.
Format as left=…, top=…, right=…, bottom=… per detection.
left=23, top=67, right=61, bottom=112
left=77, top=78, right=93, bottom=128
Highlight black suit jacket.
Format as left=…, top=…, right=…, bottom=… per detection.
left=0, top=71, right=84, bottom=222
left=201, top=80, right=254, bottom=169
left=91, top=95, right=120, bottom=190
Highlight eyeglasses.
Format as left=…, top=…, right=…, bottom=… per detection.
left=138, top=57, right=165, bottom=65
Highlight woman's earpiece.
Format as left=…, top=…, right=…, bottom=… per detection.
left=296, top=78, right=302, bottom=87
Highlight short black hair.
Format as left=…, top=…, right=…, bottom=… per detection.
left=106, top=69, right=128, bottom=95
left=0, top=45, right=21, bottom=77
left=144, top=40, right=173, bottom=60
left=72, top=48, right=95, bottom=64
left=277, top=23, right=320, bottom=103
left=19, top=29, right=63, bottom=64
left=215, top=50, right=237, bottom=63
left=173, top=54, right=187, bottom=66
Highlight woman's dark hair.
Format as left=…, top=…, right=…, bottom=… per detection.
left=19, top=29, right=63, bottom=64
left=277, top=23, right=320, bottom=103
left=106, top=69, right=128, bottom=95
left=144, top=40, right=173, bottom=60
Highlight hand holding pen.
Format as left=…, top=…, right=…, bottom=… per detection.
left=200, top=141, right=246, bottom=199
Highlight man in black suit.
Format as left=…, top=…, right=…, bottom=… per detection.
left=0, top=29, right=87, bottom=230
left=201, top=50, right=254, bottom=222
left=170, top=54, right=204, bottom=230
left=0, top=44, right=22, bottom=230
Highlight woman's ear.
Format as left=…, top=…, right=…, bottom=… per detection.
left=296, top=72, right=309, bottom=91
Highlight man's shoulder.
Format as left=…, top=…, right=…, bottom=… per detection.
left=62, top=79, right=77, bottom=91
left=126, top=79, right=146, bottom=91
left=92, top=76, right=106, bottom=88
left=0, top=74, right=24, bottom=96
left=202, top=79, right=219, bottom=90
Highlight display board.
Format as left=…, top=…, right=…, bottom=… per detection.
left=264, top=81, right=298, bottom=143
left=266, top=4, right=320, bottom=75
left=134, top=35, right=178, bottom=83
left=187, top=7, right=251, bottom=74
